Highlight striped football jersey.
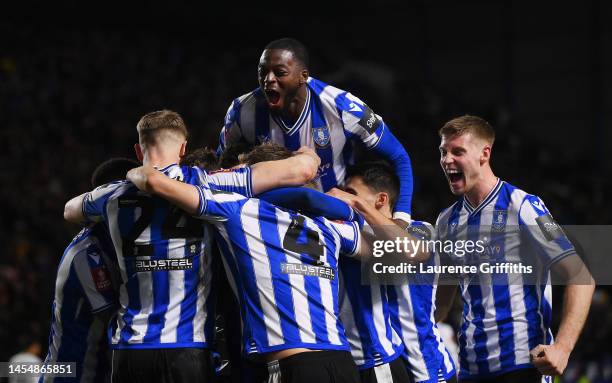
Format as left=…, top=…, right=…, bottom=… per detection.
left=42, top=225, right=117, bottom=382
left=218, top=76, right=413, bottom=221
left=195, top=184, right=361, bottom=355
left=82, top=164, right=251, bottom=349
left=386, top=221, right=456, bottom=383
left=435, top=179, right=576, bottom=379
left=338, top=223, right=405, bottom=370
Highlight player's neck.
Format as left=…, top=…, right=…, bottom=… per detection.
left=380, top=206, right=393, bottom=219
left=281, top=86, right=308, bottom=121
left=142, top=150, right=180, bottom=169
left=465, top=170, right=498, bottom=208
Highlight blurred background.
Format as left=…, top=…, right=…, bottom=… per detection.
left=1, top=1, right=611, bottom=381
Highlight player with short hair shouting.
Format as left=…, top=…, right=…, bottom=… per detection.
left=217, top=37, right=414, bottom=224
left=435, top=115, right=594, bottom=383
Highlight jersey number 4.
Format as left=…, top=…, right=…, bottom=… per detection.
left=283, top=216, right=324, bottom=266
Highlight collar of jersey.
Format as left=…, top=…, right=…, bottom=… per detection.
left=156, top=163, right=178, bottom=173
left=463, top=178, right=503, bottom=215
left=271, top=88, right=311, bottom=136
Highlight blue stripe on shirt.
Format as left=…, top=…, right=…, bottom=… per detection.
left=490, top=186, right=516, bottom=371
left=311, top=94, right=337, bottom=191
left=466, top=212, right=489, bottom=376
left=258, top=203, right=300, bottom=344
left=143, top=202, right=171, bottom=344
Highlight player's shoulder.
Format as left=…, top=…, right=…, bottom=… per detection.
left=307, top=77, right=345, bottom=98
left=232, top=88, right=262, bottom=108
left=72, top=233, right=105, bottom=265
left=70, top=226, right=94, bottom=247
left=89, top=180, right=136, bottom=206
left=324, top=217, right=359, bottom=236
left=500, top=180, right=548, bottom=214
left=165, top=164, right=204, bottom=186
left=308, top=77, right=363, bottom=109
left=63, top=227, right=100, bottom=264
left=92, top=179, right=129, bottom=194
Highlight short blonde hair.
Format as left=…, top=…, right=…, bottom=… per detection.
left=438, top=115, right=495, bottom=145
left=136, top=110, right=188, bottom=146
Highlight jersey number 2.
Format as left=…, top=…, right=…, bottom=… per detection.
left=119, top=196, right=201, bottom=257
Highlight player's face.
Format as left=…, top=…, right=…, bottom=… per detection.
left=439, top=133, right=486, bottom=196
left=258, top=49, right=306, bottom=112
left=344, top=176, right=379, bottom=208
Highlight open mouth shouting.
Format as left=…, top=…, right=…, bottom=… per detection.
left=264, top=89, right=282, bottom=109
left=445, top=168, right=465, bottom=191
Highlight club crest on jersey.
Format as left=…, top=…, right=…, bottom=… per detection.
left=492, top=210, right=508, bottom=232
left=312, top=126, right=331, bottom=147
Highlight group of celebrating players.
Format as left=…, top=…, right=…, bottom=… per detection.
left=42, top=38, right=594, bottom=383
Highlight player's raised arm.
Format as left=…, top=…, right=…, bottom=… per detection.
left=249, top=146, right=320, bottom=195
left=370, top=128, right=414, bottom=223
left=128, top=165, right=201, bottom=215
left=126, top=146, right=320, bottom=214
left=337, top=92, right=414, bottom=223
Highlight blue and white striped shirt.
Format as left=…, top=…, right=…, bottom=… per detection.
left=218, top=77, right=414, bottom=222
left=339, top=224, right=405, bottom=370
left=82, top=164, right=252, bottom=349
left=435, top=179, right=576, bottom=379
left=42, top=225, right=117, bottom=382
left=386, top=221, right=456, bottom=383
left=195, top=185, right=361, bottom=356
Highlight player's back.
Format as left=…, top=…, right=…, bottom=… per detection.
left=197, top=187, right=361, bottom=356
left=83, top=164, right=220, bottom=350
left=385, top=221, right=456, bottom=383
left=42, top=225, right=116, bottom=382
left=338, top=222, right=404, bottom=370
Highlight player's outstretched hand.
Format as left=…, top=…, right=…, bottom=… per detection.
left=529, top=343, right=570, bottom=376
left=127, top=165, right=160, bottom=193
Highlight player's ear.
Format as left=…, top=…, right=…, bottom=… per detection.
left=134, top=143, right=144, bottom=162
left=179, top=141, right=187, bottom=158
left=375, top=192, right=389, bottom=210
left=300, top=68, right=309, bottom=84
left=481, top=145, right=491, bottom=165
